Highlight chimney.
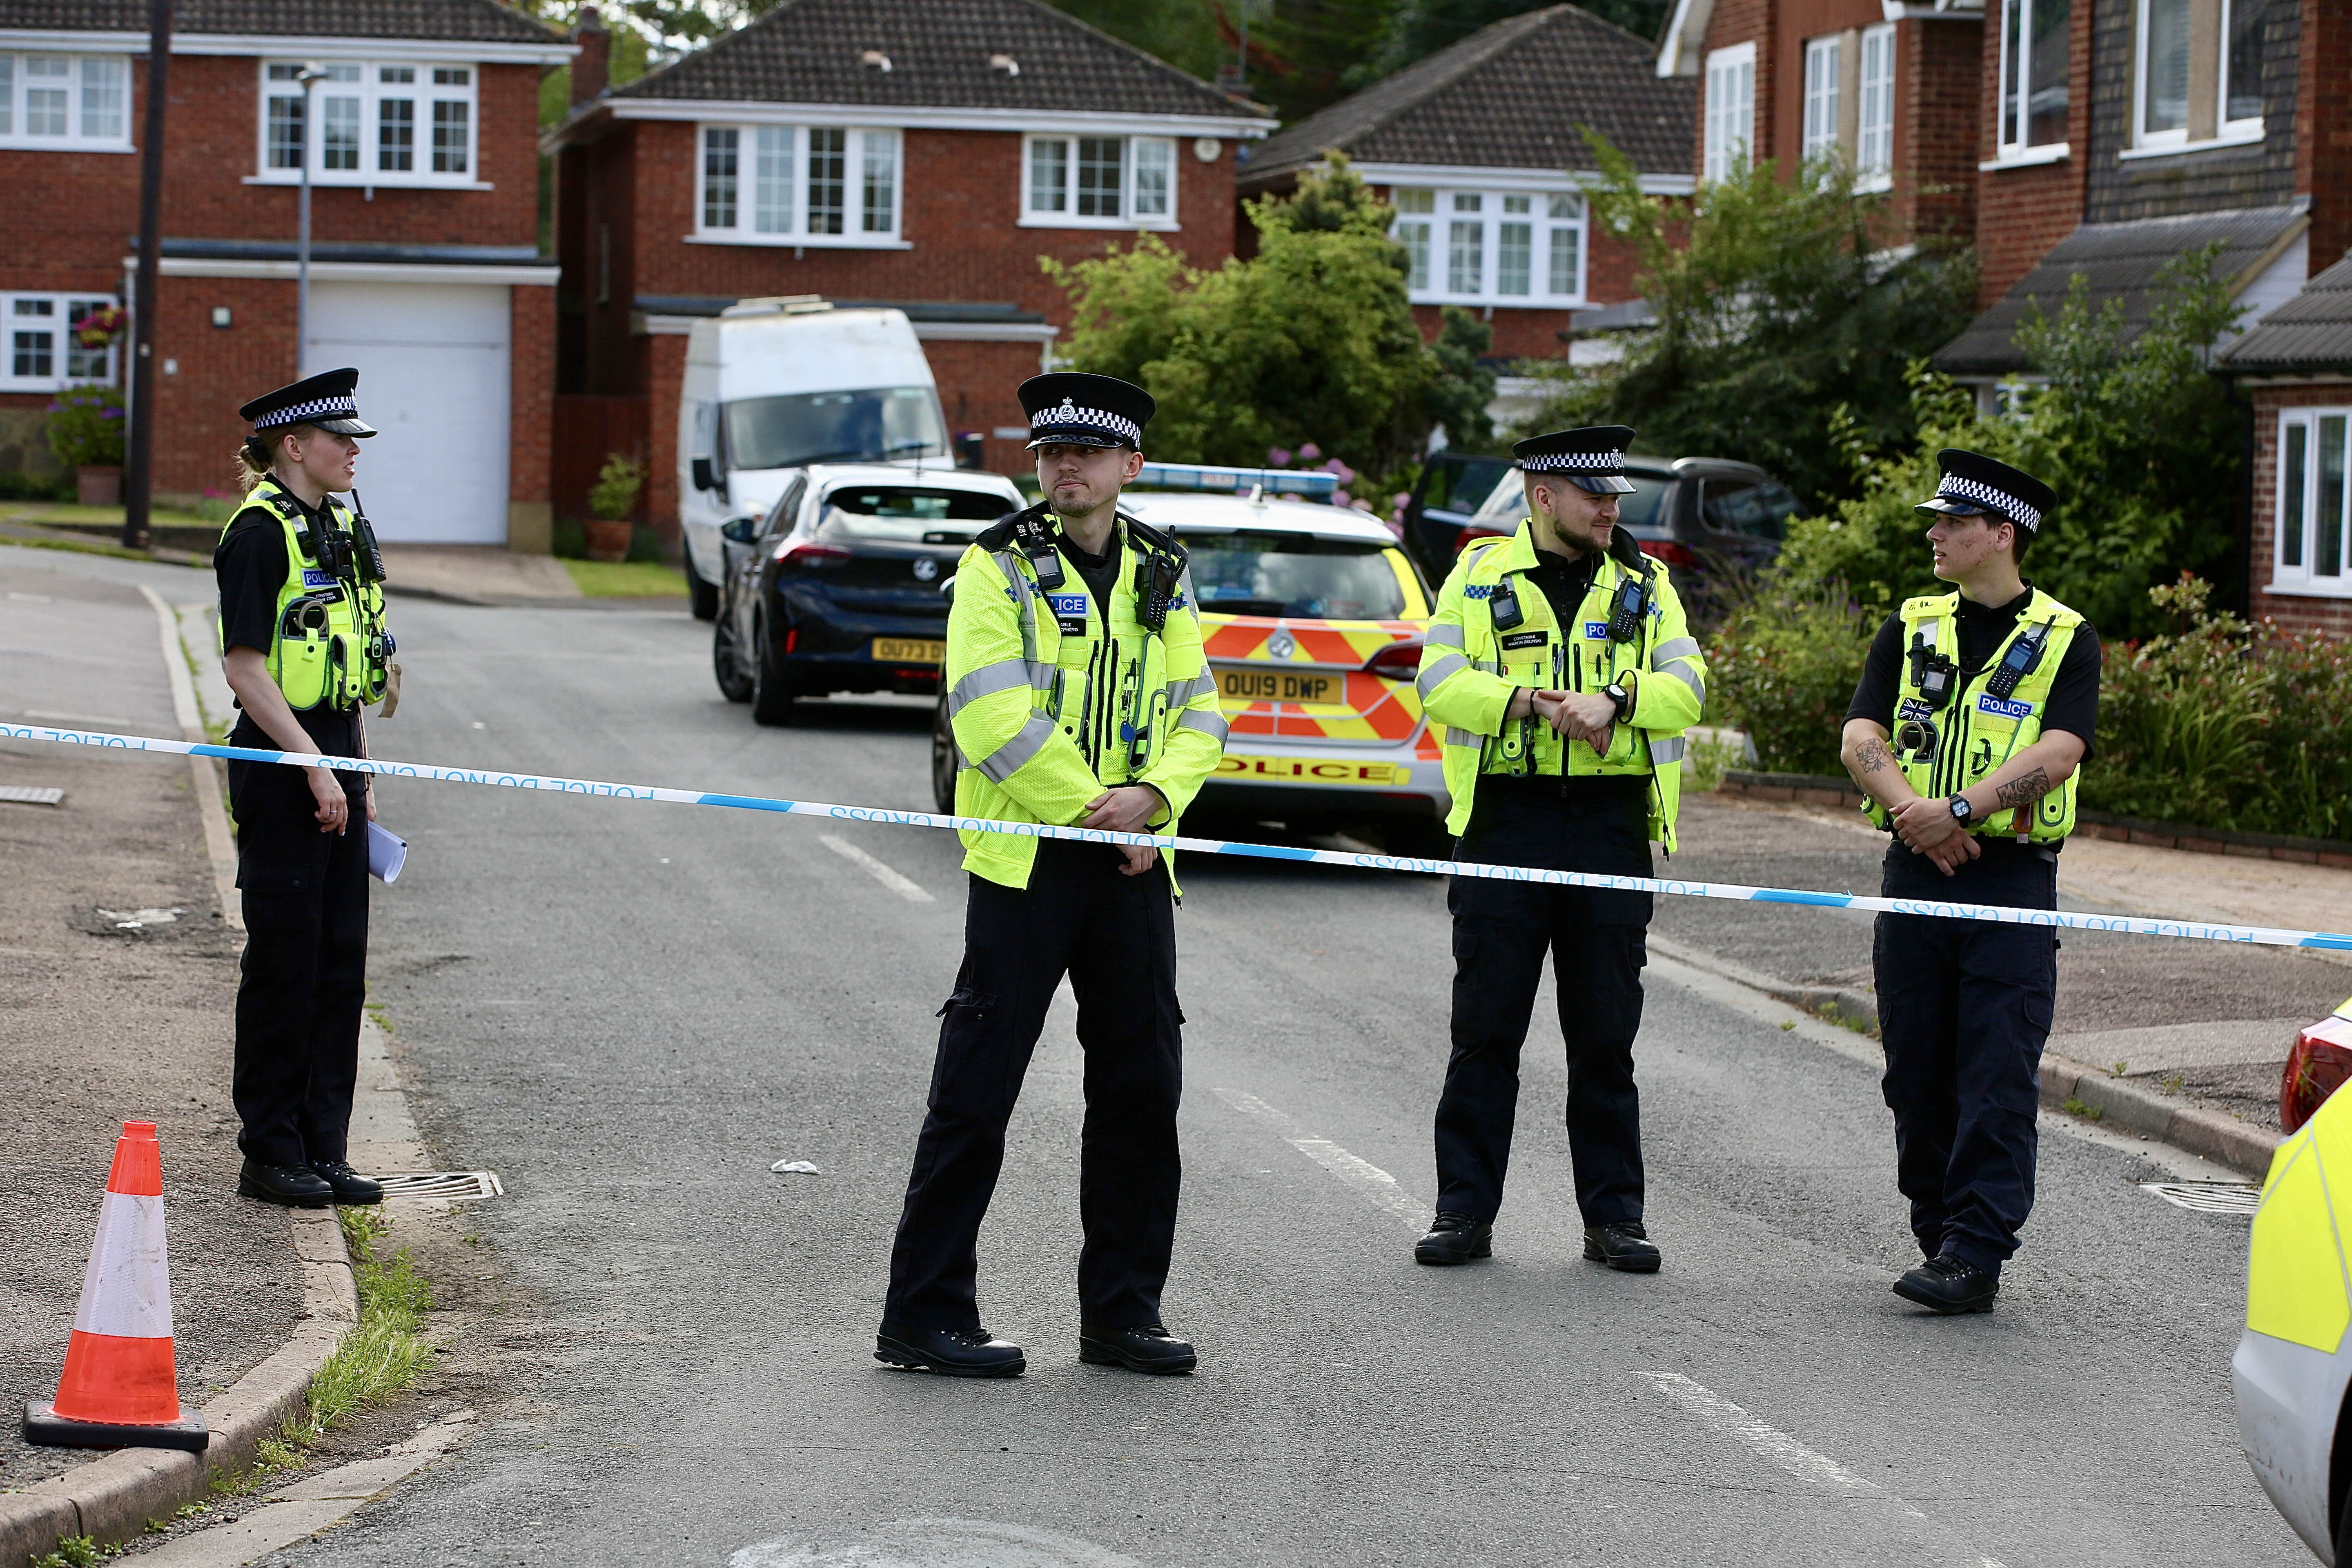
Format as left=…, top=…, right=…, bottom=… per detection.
left=571, top=6, right=608, bottom=106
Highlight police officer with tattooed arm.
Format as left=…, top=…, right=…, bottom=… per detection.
left=876, top=373, right=1227, bottom=1379
left=1839, top=450, right=2100, bottom=1315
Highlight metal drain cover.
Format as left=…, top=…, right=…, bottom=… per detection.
left=2141, top=1180, right=2262, bottom=1216
left=0, top=785, right=64, bottom=806
left=376, top=1170, right=503, bottom=1201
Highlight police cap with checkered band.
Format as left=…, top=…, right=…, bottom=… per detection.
left=238, top=367, right=376, bottom=439
left=1915, top=448, right=2054, bottom=533
left=1019, top=372, right=1154, bottom=451
left=1512, top=425, right=1638, bottom=494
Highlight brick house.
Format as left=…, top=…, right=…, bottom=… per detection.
left=0, top=0, right=570, bottom=546
left=543, top=0, right=1271, bottom=538
left=1931, top=0, right=2345, bottom=408
left=2219, top=252, right=2352, bottom=638
left=1235, top=2, right=1695, bottom=403
left=1654, top=0, right=1984, bottom=245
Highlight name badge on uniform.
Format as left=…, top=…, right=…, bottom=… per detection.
left=301, top=568, right=335, bottom=588
left=1977, top=694, right=2034, bottom=720
left=1584, top=621, right=1609, bottom=639
left=1499, top=631, right=1547, bottom=650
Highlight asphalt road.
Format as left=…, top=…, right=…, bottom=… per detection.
left=0, top=546, right=2308, bottom=1567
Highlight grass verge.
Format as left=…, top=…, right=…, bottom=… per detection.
left=563, top=558, right=687, bottom=597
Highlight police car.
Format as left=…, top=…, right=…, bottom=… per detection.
left=2235, top=992, right=2352, bottom=1561
left=925, top=464, right=1448, bottom=847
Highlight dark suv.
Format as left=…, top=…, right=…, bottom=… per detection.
left=1402, top=450, right=1800, bottom=592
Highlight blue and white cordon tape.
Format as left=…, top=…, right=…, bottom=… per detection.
left=8, top=722, right=2348, bottom=952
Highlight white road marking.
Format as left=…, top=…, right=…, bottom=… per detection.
left=1212, top=1087, right=1423, bottom=1228
left=1640, top=1371, right=1882, bottom=1495
left=819, top=833, right=936, bottom=903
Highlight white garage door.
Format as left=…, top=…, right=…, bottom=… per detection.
left=304, top=282, right=510, bottom=544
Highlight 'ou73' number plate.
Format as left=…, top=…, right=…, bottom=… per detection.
left=871, top=637, right=945, bottom=664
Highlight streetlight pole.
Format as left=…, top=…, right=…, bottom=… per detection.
left=120, top=0, right=170, bottom=552
left=295, top=63, right=325, bottom=376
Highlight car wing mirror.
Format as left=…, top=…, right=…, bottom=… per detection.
left=939, top=573, right=956, bottom=604
left=719, top=515, right=758, bottom=544
left=691, top=456, right=718, bottom=493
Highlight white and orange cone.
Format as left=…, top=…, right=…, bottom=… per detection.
left=22, top=1120, right=207, bottom=1451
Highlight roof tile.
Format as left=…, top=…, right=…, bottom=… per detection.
left=0, top=0, right=561, bottom=44
left=2220, top=251, right=2352, bottom=375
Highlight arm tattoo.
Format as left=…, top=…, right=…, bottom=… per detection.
left=1994, top=767, right=2051, bottom=810
left=1852, top=737, right=1893, bottom=775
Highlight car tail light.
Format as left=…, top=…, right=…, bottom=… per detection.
left=774, top=539, right=851, bottom=569
left=783, top=626, right=798, bottom=654
left=1639, top=538, right=1700, bottom=570
left=2282, top=1013, right=2352, bottom=1134
left=1365, top=638, right=1423, bottom=682
left=1454, top=527, right=1509, bottom=555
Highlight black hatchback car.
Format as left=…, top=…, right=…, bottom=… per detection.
left=711, top=464, right=1025, bottom=724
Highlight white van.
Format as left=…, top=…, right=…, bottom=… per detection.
left=676, top=298, right=951, bottom=618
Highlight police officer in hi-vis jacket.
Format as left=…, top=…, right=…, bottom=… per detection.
left=215, top=368, right=396, bottom=1211
left=1413, top=426, right=1707, bottom=1274
left=1840, top=450, right=2100, bottom=1315
left=876, top=373, right=1227, bottom=1379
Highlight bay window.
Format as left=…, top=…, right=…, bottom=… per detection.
left=0, top=52, right=131, bottom=150
left=258, top=60, right=477, bottom=185
left=1857, top=24, right=1895, bottom=185
left=1022, top=134, right=1177, bottom=229
left=1391, top=186, right=1587, bottom=306
left=2275, top=410, right=2351, bottom=597
left=1802, top=36, right=1841, bottom=164
left=695, top=123, right=902, bottom=245
left=1704, top=43, right=1755, bottom=184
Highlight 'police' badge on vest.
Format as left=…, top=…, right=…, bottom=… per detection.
left=1977, top=694, right=2034, bottom=720
left=1048, top=591, right=1088, bottom=633
left=302, top=568, right=335, bottom=588
left=1584, top=621, right=1609, bottom=639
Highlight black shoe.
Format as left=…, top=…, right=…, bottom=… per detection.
left=1414, top=1213, right=1492, bottom=1265
left=1893, top=1254, right=1999, bottom=1314
left=1079, top=1324, right=1197, bottom=1375
left=874, top=1320, right=1025, bottom=1378
left=1583, top=1220, right=1661, bottom=1273
left=309, top=1160, right=384, bottom=1205
left=238, top=1158, right=333, bottom=1208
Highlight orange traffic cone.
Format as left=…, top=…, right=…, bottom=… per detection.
left=22, top=1121, right=207, bottom=1451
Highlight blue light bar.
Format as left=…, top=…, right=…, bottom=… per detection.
left=1133, top=461, right=1339, bottom=500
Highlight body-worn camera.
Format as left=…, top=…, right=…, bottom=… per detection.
left=1906, top=633, right=1957, bottom=711
left=1488, top=580, right=1524, bottom=631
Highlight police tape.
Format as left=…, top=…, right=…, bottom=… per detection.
left=9, top=722, right=2349, bottom=953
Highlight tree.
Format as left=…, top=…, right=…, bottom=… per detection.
left=1769, top=245, right=2248, bottom=641
left=1045, top=159, right=1478, bottom=487
left=1523, top=138, right=1977, bottom=511
left=1354, top=0, right=1667, bottom=85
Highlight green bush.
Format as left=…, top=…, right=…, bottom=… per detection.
left=45, top=385, right=125, bottom=468
left=587, top=452, right=644, bottom=520
left=1704, top=575, right=1875, bottom=775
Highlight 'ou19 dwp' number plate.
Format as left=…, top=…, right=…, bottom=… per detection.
left=1217, top=665, right=1345, bottom=706
left=871, top=637, right=946, bottom=664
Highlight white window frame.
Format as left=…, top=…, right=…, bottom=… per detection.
left=1704, top=42, right=1755, bottom=185
left=2273, top=408, right=2352, bottom=598
left=1802, top=35, right=1842, bottom=165
left=249, top=59, right=481, bottom=189
left=0, top=52, right=131, bottom=151
left=2, top=292, right=120, bottom=392
left=1856, top=23, right=1896, bottom=190
left=1994, top=0, right=2071, bottom=162
left=2128, top=0, right=2266, bottom=157
left=1019, top=133, right=1180, bottom=231
left=1388, top=185, right=1587, bottom=307
left=690, top=122, right=906, bottom=248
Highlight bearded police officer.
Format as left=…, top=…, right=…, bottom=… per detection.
left=1413, top=427, right=1706, bottom=1272
left=215, top=368, right=397, bottom=1209
left=877, top=373, right=1227, bottom=1379
left=1839, top=450, right=2100, bottom=1315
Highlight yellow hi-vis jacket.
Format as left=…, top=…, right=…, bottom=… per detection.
left=943, top=508, right=1228, bottom=890
left=216, top=476, right=392, bottom=712
left=1862, top=587, right=2086, bottom=844
left=1417, top=520, right=1706, bottom=849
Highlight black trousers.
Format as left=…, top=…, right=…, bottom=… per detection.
left=1873, top=844, right=2058, bottom=1272
left=227, top=742, right=369, bottom=1169
left=1434, top=782, right=1652, bottom=1227
left=884, top=839, right=1184, bottom=1332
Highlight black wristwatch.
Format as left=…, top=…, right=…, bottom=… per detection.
left=1948, top=794, right=1974, bottom=824
left=1604, top=680, right=1633, bottom=723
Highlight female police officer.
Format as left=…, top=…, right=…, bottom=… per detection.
left=215, top=368, right=396, bottom=1209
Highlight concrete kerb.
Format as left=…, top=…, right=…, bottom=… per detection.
left=1645, top=933, right=2283, bottom=1179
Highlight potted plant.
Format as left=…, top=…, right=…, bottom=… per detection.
left=46, top=385, right=126, bottom=507
left=583, top=452, right=644, bottom=563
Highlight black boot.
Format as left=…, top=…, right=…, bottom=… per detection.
left=1583, top=1220, right=1661, bottom=1273
left=874, top=1321, right=1026, bottom=1377
left=309, top=1160, right=384, bottom=1205
left=1893, top=1254, right=1998, bottom=1314
left=1079, top=1325, right=1197, bottom=1374
left=1414, top=1213, right=1492, bottom=1265
left=238, top=1158, right=333, bottom=1209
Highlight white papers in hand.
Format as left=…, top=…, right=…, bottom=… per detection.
left=367, top=820, right=408, bottom=884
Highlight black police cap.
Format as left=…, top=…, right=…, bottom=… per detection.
left=238, top=367, right=376, bottom=438
left=1916, top=448, right=2054, bottom=532
left=1512, top=425, right=1637, bottom=494
left=1020, top=372, right=1154, bottom=451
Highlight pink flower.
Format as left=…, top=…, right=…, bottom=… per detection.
left=1332, top=488, right=1353, bottom=508
left=1266, top=446, right=1292, bottom=468
left=1298, top=443, right=1322, bottom=461
left=1322, top=458, right=1355, bottom=484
